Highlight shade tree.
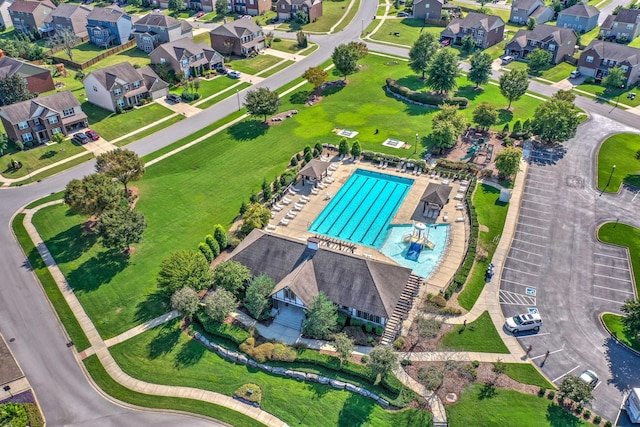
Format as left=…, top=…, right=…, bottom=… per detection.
left=203, top=288, right=239, bottom=323
left=531, top=98, right=581, bottom=143
left=170, top=287, right=200, bottom=320
left=425, top=48, right=460, bottom=95
left=212, top=260, right=252, bottom=298
left=472, top=102, right=498, bottom=130
left=244, top=274, right=275, bottom=320
left=468, top=52, right=492, bottom=89
left=409, top=32, right=439, bottom=79
left=368, top=345, right=398, bottom=384
left=302, top=292, right=338, bottom=339
left=157, top=250, right=213, bottom=294
left=499, top=69, right=529, bottom=109
left=494, top=147, right=522, bottom=178
left=302, top=67, right=328, bottom=90
left=64, top=173, right=125, bottom=217
left=95, top=149, right=145, bottom=193
left=244, top=87, right=281, bottom=122
left=97, top=206, right=147, bottom=253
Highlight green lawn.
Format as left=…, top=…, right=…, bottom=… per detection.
left=538, top=62, right=575, bottom=82
left=196, top=82, right=251, bottom=110
left=110, top=320, right=433, bottom=427
left=269, top=39, right=303, bottom=53
left=277, top=0, right=358, bottom=33
left=484, top=40, right=508, bottom=60
left=579, top=27, right=600, bottom=48
left=452, top=2, right=511, bottom=23
left=504, top=364, right=554, bottom=389
left=602, top=313, right=640, bottom=353
left=52, top=42, right=105, bottom=64
left=439, top=311, right=509, bottom=353
left=573, top=82, right=640, bottom=108
left=227, top=55, right=283, bottom=75
left=257, top=60, right=295, bottom=78
left=31, top=54, right=543, bottom=338
left=10, top=153, right=94, bottom=186
left=84, top=47, right=151, bottom=72
left=114, top=115, right=185, bottom=147
left=330, top=0, right=361, bottom=33
left=193, top=31, right=211, bottom=45
left=598, top=222, right=640, bottom=295
left=447, top=383, right=590, bottom=427
left=25, top=191, right=64, bottom=209
left=369, top=19, right=443, bottom=46
left=458, top=184, right=509, bottom=310
left=85, top=103, right=175, bottom=141
left=170, top=77, right=240, bottom=101
left=596, top=133, right=640, bottom=193
left=1, top=139, right=86, bottom=179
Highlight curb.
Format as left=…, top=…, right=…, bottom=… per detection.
left=598, top=312, right=640, bottom=358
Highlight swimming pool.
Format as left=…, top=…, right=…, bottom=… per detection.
left=308, top=169, right=414, bottom=248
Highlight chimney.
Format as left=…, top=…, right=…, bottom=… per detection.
left=307, top=236, right=320, bottom=251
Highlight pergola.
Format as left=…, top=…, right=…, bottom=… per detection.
left=299, top=159, right=331, bottom=184
left=420, top=183, right=452, bottom=213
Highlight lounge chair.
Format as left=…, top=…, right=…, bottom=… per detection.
left=401, top=164, right=406, bottom=173
left=297, top=198, right=308, bottom=204
left=454, top=194, right=464, bottom=200
left=378, top=160, right=384, bottom=168
left=458, top=186, right=467, bottom=193
left=416, top=168, right=422, bottom=176
left=442, top=179, right=450, bottom=185
left=279, top=218, right=290, bottom=226
left=443, top=212, right=449, bottom=222
left=455, top=217, right=465, bottom=222
left=324, top=193, right=333, bottom=200
left=311, top=188, right=319, bottom=195
left=317, top=182, right=327, bottom=189
left=300, top=195, right=310, bottom=202
left=329, top=163, right=338, bottom=171
left=325, top=177, right=335, bottom=184
left=272, top=205, right=283, bottom=212
left=286, top=211, right=297, bottom=219
left=455, top=203, right=465, bottom=210
left=412, top=168, right=418, bottom=175
left=266, top=223, right=277, bottom=231
left=382, top=161, right=388, bottom=169
left=293, top=203, right=304, bottom=210
left=289, top=187, right=299, bottom=195
left=460, top=180, right=470, bottom=186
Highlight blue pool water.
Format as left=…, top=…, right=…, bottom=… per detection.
left=308, top=169, right=414, bottom=248
left=379, top=224, right=450, bottom=278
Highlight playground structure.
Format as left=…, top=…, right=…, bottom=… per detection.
left=403, top=222, right=436, bottom=261
left=460, top=136, right=493, bottom=162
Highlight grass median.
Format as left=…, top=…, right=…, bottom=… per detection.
left=598, top=222, right=640, bottom=295
left=602, top=313, right=640, bottom=353
left=439, top=311, right=509, bottom=353
left=596, top=133, right=640, bottom=193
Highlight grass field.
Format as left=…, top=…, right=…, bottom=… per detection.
left=439, top=311, right=509, bottom=353
left=458, top=184, right=509, bottom=310
left=573, top=82, right=640, bottom=108
left=596, top=133, right=640, bottom=192
left=269, top=39, right=303, bottom=53
left=257, top=60, right=295, bottom=78
left=602, top=313, right=640, bottom=353
left=10, top=153, right=94, bottom=186
left=538, top=62, right=575, bottom=82
left=447, top=383, right=589, bottom=427
left=31, top=54, right=543, bottom=338
left=85, top=103, right=175, bottom=141
left=227, top=55, right=283, bottom=75
left=598, top=222, right=640, bottom=295
left=1, top=140, right=86, bottom=179
left=368, top=19, right=443, bottom=46
left=114, top=116, right=185, bottom=147
left=109, top=320, right=433, bottom=427
left=330, top=0, right=361, bottom=33
left=196, top=82, right=252, bottom=109
left=504, top=364, right=554, bottom=389
left=277, top=0, right=358, bottom=33
left=169, top=77, right=240, bottom=101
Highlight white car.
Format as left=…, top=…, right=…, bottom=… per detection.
left=570, top=70, right=581, bottom=79
left=579, top=370, right=599, bottom=388
left=228, top=70, right=241, bottom=79
left=504, top=312, right=542, bottom=333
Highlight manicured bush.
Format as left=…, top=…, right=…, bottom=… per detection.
left=350, top=318, right=364, bottom=328
left=393, top=337, right=405, bottom=349
left=583, top=409, right=591, bottom=419
left=401, top=359, right=412, bottom=366
left=386, top=78, right=469, bottom=107
left=361, top=151, right=375, bottom=160
left=205, top=234, right=220, bottom=258
left=296, top=152, right=303, bottom=161
left=342, top=360, right=374, bottom=382
left=593, top=415, right=602, bottom=424
left=304, top=151, right=313, bottom=162
left=296, top=349, right=341, bottom=370
left=360, top=355, right=369, bottom=364
left=547, top=390, right=555, bottom=399
left=198, top=242, right=214, bottom=263
left=337, top=312, right=347, bottom=327
left=604, top=421, right=612, bottom=427
left=538, top=387, right=546, bottom=397
left=374, top=326, right=384, bottom=336
left=472, top=360, right=480, bottom=368
left=213, top=224, right=228, bottom=250
left=365, top=322, right=374, bottom=333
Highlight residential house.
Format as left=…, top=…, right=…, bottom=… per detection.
left=0, top=55, right=54, bottom=94
left=557, top=3, right=599, bottom=33
left=83, top=61, right=169, bottom=112
left=276, top=0, right=321, bottom=22
left=209, top=18, right=265, bottom=56
left=228, top=230, right=417, bottom=340
left=0, top=0, right=15, bottom=30
left=45, top=3, right=93, bottom=39
left=231, top=0, right=272, bottom=16
left=599, top=8, right=640, bottom=42
left=8, top=0, right=55, bottom=35
left=505, top=24, right=578, bottom=64
left=0, top=90, right=87, bottom=144
left=149, top=38, right=223, bottom=77
left=412, top=0, right=444, bottom=21
left=508, top=0, right=553, bottom=25
left=85, top=6, right=133, bottom=48
left=133, top=12, right=192, bottom=53
left=440, top=12, right=505, bottom=49
left=578, top=40, right=640, bottom=86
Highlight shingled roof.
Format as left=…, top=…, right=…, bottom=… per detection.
left=582, top=40, right=640, bottom=65
left=85, top=62, right=168, bottom=93
left=420, top=183, right=452, bottom=208
left=133, top=10, right=191, bottom=33
left=299, top=159, right=330, bottom=180
left=8, top=0, right=55, bottom=13
left=49, top=3, right=92, bottom=19
left=86, top=6, right=127, bottom=23
left=0, top=56, right=50, bottom=79
left=209, top=18, right=261, bottom=39
left=508, top=24, right=576, bottom=48
left=150, top=38, right=223, bottom=66
left=558, top=3, right=599, bottom=18
left=228, top=230, right=412, bottom=319
left=0, top=90, right=82, bottom=124
left=442, top=12, right=504, bottom=36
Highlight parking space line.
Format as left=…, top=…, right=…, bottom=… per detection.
left=593, top=285, right=634, bottom=294
left=509, top=247, right=543, bottom=257
left=519, top=206, right=552, bottom=216
left=593, top=273, right=631, bottom=282
left=521, top=200, right=548, bottom=206
left=512, top=238, right=546, bottom=247
left=529, top=346, right=560, bottom=357
left=501, top=278, right=533, bottom=288
left=506, top=256, right=541, bottom=267
left=594, top=263, right=630, bottom=271
left=517, top=214, right=551, bottom=222
left=590, top=295, right=627, bottom=304
left=503, top=266, right=538, bottom=276
left=552, top=366, right=580, bottom=383
left=517, top=222, right=547, bottom=230
left=525, top=186, right=555, bottom=194
left=594, top=253, right=627, bottom=260
left=515, top=230, right=547, bottom=238
left=523, top=192, right=553, bottom=200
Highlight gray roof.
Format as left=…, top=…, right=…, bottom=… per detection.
left=86, top=6, right=127, bottom=23
left=611, top=8, right=640, bottom=24
left=582, top=40, right=640, bottom=65
left=0, top=56, right=50, bottom=79
left=299, top=159, right=330, bottom=180
left=210, top=17, right=262, bottom=39
left=508, top=24, right=577, bottom=48
left=529, top=4, right=551, bottom=19
left=558, top=3, right=599, bottom=18
left=134, top=11, right=181, bottom=28
left=413, top=0, right=445, bottom=6
left=8, top=0, right=55, bottom=13
left=442, top=12, right=504, bottom=35
left=601, top=14, right=615, bottom=29
left=151, top=38, right=223, bottom=65
left=228, top=230, right=413, bottom=318
left=420, top=183, right=452, bottom=207
left=0, top=90, right=81, bottom=124
left=85, top=61, right=168, bottom=92
left=49, top=3, right=92, bottom=19
left=511, top=0, right=541, bottom=11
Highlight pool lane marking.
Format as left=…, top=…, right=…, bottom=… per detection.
left=593, top=285, right=634, bottom=294
left=552, top=366, right=580, bottom=383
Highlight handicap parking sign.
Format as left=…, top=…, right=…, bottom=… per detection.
left=528, top=307, right=539, bottom=314
left=526, top=287, right=537, bottom=296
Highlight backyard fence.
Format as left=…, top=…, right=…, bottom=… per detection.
left=563, top=55, right=578, bottom=66
left=44, top=35, right=89, bottom=57
left=47, top=39, right=136, bottom=70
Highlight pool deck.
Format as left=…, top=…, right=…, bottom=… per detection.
left=268, top=155, right=468, bottom=302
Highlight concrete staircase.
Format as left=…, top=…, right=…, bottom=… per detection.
left=380, top=274, right=422, bottom=345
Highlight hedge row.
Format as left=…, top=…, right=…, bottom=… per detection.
left=196, top=311, right=251, bottom=344
left=386, top=78, right=469, bottom=108
left=361, top=151, right=428, bottom=170
left=435, top=158, right=478, bottom=175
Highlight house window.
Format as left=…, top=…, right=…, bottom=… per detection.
left=18, top=121, right=29, bottom=130
left=586, top=56, right=594, bottom=63
left=182, top=59, right=189, bottom=67
left=621, top=65, right=629, bottom=71
left=116, top=98, right=125, bottom=107
left=133, top=81, right=141, bottom=88
left=425, top=3, right=429, bottom=7
left=33, top=118, right=40, bottom=125
left=549, top=44, right=555, bottom=51
left=627, top=24, right=634, bottom=30
left=62, top=108, right=75, bottom=117
left=281, top=3, right=285, bottom=8
left=283, top=288, right=295, bottom=301
left=124, top=84, right=130, bottom=91
left=52, top=127, right=62, bottom=134
left=113, top=88, right=122, bottom=96
left=529, top=40, right=536, bottom=46
left=93, top=85, right=98, bottom=92
left=22, top=132, right=33, bottom=142
left=250, top=0, right=254, bottom=4
left=48, top=116, right=59, bottom=124
left=160, top=58, right=166, bottom=64
left=356, top=310, right=382, bottom=325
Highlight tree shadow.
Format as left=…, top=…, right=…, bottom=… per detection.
left=322, top=85, right=345, bottom=97
left=66, top=249, right=129, bottom=293
left=134, top=288, right=170, bottom=324
left=545, top=402, right=583, bottom=427
left=623, top=174, right=640, bottom=189
left=305, top=381, right=331, bottom=401
left=43, top=223, right=98, bottom=264
left=454, top=85, right=483, bottom=101
left=336, top=392, right=374, bottom=427
left=147, top=323, right=181, bottom=360
left=497, top=109, right=514, bottom=125
left=39, top=150, right=58, bottom=160
left=478, top=383, right=497, bottom=400
left=395, top=75, right=425, bottom=91
left=290, top=90, right=311, bottom=105
left=174, top=339, right=206, bottom=369
left=226, top=119, right=269, bottom=141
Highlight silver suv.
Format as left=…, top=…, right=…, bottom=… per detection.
left=504, top=312, right=542, bottom=333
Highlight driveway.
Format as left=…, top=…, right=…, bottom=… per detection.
left=499, top=115, right=640, bottom=421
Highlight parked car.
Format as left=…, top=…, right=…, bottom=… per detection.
left=73, top=132, right=89, bottom=145
left=440, top=39, right=450, bottom=47
left=216, top=66, right=228, bottom=74
left=166, top=94, right=181, bottom=103
left=570, top=70, right=581, bottom=79
left=85, top=129, right=99, bottom=140
left=228, top=70, right=241, bottom=79
left=195, top=11, right=204, bottom=18
left=579, top=370, right=599, bottom=388
left=504, top=312, right=542, bottom=333
left=397, top=11, right=409, bottom=17
left=501, top=55, right=514, bottom=65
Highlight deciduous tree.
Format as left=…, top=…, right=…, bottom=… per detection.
left=168, top=0, right=183, bottom=12
left=602, top=67, right=625, bottom=92
left=350, top=140, right=362, bottom=159
left=49, top=28, right=78, bottom=61
left=461, top=35, right=476, bottom=53
left=244, top=87, right=281, bottom=122
left=95, top=149, right=145, bottom=193
left=332, top=43, right=360, bottom=81
left=170, top=287, right=200, bottom=320
left=621, top=299, right=640, bottom=339
left=347, top=41, right=368, bottom=60
left=97, top=206, right=147, bottom=253
left=302, top=292, right=338, bottom=339
left=368, top=346, right=398, bottom=384
left=212, top=260, right=251, bottom=298
left=553, top=89, right=576, bottom=103
left=302, top=67, right=328, bottom=90
left=0, top=74, right=32, bottom=106
left=244, top=274, right=275, bottom=320
left=240, top=202, right=271, bottom=235
left=559, top=375, right=594, bottom=406
left=215, top=0, right=227, bottom=14
left=425, top=48, right=459, bottom=95
left=531, top=98, right=580, bottom=143
left=430, top=104, right=468, bottom=149
left=157, top=250, right=213, bottom=294
left=409, top=32, right=439, bottom=79
left=468, top=52, right=492, bottom=89
left=499, top=69, right=529, bottom=109
left=203, top=288, right=239, bottom=323
left=494, top=147, right=522, bottom=178
left=213, top=224, right=228, bottom=249
left=333, top=332, right=355, bottom=368
left=472, top=102, right=498, bottom=130
left=527, top=48, right=551, bottom=72
left=64, top=173, right=125, bottom=217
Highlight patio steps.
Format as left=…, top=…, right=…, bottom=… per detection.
left=380, top=274, right=423, bottom=346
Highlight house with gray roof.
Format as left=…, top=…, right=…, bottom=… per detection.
left=599, top=8, right=640, bottom=42
left=45, top=3, right=92, bottom=38
left=0, top=0, right=15, bottom=30
left=505, top=24, right=578, bottom=64
left=228, top=230, right=417, bottom=335
left=132, top=11, right=192, bottom=53
left=578, top=40, right=640, bottom=86
left=149, top=38, right=223, bottom=78
left=209, top=18, right=265, bottom=57
left=509, top=0, right=553, bottom=25
left=0, top=56, right=54, bottom=94
left=440, top=12, right=505, bottom=49
left=8, top=0, right=55, bottom=34
left=557, top=3, right=599, bottom=33
left=0, top=90, right=87, bottom=144
left=83, top=62, right=168, bottom=112
left=85, top=6, right=132, bottom=48
left=412, top=0, right=444, bottom=21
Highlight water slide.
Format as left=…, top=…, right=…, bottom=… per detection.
left=460, top=144, right=479, bottom=161
left=406, top=241, right=422, bottom=261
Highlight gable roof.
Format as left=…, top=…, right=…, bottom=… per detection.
left=8, top=0, right=54, bottom=13
left=299, top=159, right=330, bottom=180
left=49, top=2, right=92, bottom=19
left=228, top=230, right=412, bottom=318
left=0, top=90, right=80, bottom=124
left=150, top=38, right=223, bottom=64
left=443, top=11, right=504, bottom=34
left=582, top=40, right=640, bottom=65
left=612, top=8, right=640, bottom=24
left=413, top=0, right=444, bottom=6
left=278, top=0, right=321, bottom=7
left=134, top=11, right=181, bottom=28
left=508, top=24, right=577, bottom=48
left=420, top=183, right=452, bottom=207
left=210, top=17, right=262, bottom=38
left=558, top=3, right=599, bottom=18
left=529, top=4, right=551, bottom=19
left=86, top=6, right=127, bottom=23
left=85, top=61, right=168, bottom=93
left=0, top=56, right=50, bottom=79
left=511, top=0, right=541, bottom=11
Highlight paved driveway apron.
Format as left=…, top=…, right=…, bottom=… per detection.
left=499, top=115, right=640, bottom=421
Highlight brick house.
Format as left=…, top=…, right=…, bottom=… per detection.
left=276, top=0, right=322, bottom=22
left=0, top=55, right=54, bottom=94
left=8, top=0, right=55, bottom=35
left=509, top=0, right=553, bottom=25
left=85, top=6, right=133, bottom=48
left=45, top=3, right=93, bottom=38
left=412, top=0, right=444, bottom=21
left=440, top=12, right=505, bottom=49
left=599, top=8, right=640, bottom=42
left=578, top=40, right=640, bottom=86
left=505, top=24, right=578, bottom=64
left=209, top=18, right=265, bottom=57
left=132, top=11, right=192, bottom=53
left=150, top=38, right=223, bottom=78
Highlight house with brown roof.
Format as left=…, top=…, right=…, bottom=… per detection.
left=508, top=0, right=553, bottom=25
left=557, top=3, right=599, bottom=33
left=228, top=230, right=416, bottom=338
left=505, top=24, right=578, bottom=64
left=132, top=12, right=192, bottom=53
left=440, top=12, right=505, bottom=49
left=0, top=90, right=87, bottom=144
left=599, top=8, right=640, bottom=42
left=229, top=0, right=272, bottom=16
left=0, top=55, right=54, bottom=94
left=578, top=40, right=640, bottom=86
left=412, top=0, right=444, bottom=21
left=83, top=62, right=168, bottom=112
left=149, top=38, right=223, bottom=78
left=276, top=0, right=322, bottom=22
left=8, top=0, right=55, bottom=35
left=209, top=18, right=265, bottom=57
left=45, top=3, right=92, bottom=38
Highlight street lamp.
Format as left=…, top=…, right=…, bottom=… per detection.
left=599, top=164, right=616, bottom=196
left=414, top=133, right=419, bottom=155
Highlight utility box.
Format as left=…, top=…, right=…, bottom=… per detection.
left=499, top=188, right=512, bottom=203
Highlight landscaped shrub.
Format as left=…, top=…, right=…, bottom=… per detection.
left=198, top=242, right=214, bottom=263
left=365, top=322, right=374, bottom=333
left=401, top=359, right=412, bottom=366
left=360, top=355, right=369, bottom=364
left=296, top=348, right=341, bottom=370
left=547, top=390, right=555, bottom=399
left=350, top=318, right=364, bottom=328
left=304, top=151, right=313, bottom=162
left=342, top=360, right=374, bottom=382
left=393, top=337, right=405, bottom=349
left=604, top=421, right=612, bottom=427
left=290, top=157, right=298, bottom=166
left=213, top=224, right=228, bottom=250
left=374, top=326, right=384, bottom=336
left=196, top=311, right=251, bottom=344
left=585, top=77, right=596, bottom=84
left=337, top=312, right=347, bottom=327
left=538, top=387, right=546, bottom=397
left=583, top=409, right=591, bottom=419
left=272, top=343, right=297, bottom=361
left=386, top=78, right=469, bottom=108
left=361, top=151, right=375, bottom=161
left=472, top=360, right=480, bottom=368
left=593, top=415, right=601, bottom=424
left=205, top=234, right=220, bottom=258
